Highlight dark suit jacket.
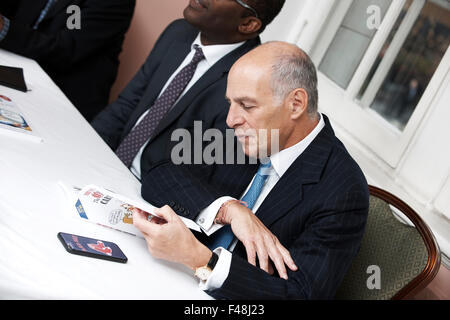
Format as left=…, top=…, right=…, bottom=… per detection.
left=0, top=0, right=135, bottom=121
left=141, top=115, right=370, bottom=300
left=91, top=19, right=261, bottom=177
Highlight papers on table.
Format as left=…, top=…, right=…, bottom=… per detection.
left=0, top=94, right=42, bottom=143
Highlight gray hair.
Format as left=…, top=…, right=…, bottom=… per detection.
left=270, top=50, right=319, bottom=117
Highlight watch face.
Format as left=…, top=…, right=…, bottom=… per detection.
left=195, top=267, right=212, bottom=281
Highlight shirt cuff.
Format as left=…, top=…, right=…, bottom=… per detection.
left=195, top=196, right=235, bottom=236
left=0, top=16, right=10, bottom=42
left=198, top=247, right=232, bottom=291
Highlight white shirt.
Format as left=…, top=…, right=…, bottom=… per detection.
left=197, top=114, right=326, bottom=291
left=130, top=34, right=246, bottom=180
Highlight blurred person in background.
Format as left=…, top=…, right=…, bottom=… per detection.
left=0, top=0, right=136, bottom=121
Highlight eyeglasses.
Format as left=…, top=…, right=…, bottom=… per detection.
left=235, top=0, right=259, bottom=19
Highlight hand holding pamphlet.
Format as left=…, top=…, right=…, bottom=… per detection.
left=59, top=183, right=201, bottom=237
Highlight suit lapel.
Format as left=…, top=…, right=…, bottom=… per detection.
left=256, top=116, right=335, bottom=228
left=150, top=37, right=261, bottom=140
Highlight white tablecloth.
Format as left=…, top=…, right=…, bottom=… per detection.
left=0, top=49, right=211, bottom=300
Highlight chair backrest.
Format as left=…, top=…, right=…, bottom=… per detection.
left=335, top=185, right=441, bottom=300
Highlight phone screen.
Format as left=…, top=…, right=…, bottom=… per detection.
left=58, top=232, right=127, bottom=263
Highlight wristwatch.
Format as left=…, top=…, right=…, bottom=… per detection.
left=194, top=252, right=219, bottom=281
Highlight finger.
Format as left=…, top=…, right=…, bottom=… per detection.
left=266, top=243, right=288, bottom=280
left=133, top=209, right=161, bottom=235
left=148, top=214, right=167, bottom=225
left=143, top=234, right=157, bottom=256
left=153, top=205, right=177, bottom=222
left=132, top=208, right=149, bottom=230
left=276, top=242, right=298, bottom=271
left=255, top=240, right=270, bottom=274
left=270, top=251, right=288, bottom=280
left=132, top=207, right=147, bottom=221
left=244, top=241, right=257, bottom=267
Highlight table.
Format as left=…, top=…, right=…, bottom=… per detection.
left=0, top=49, right=211, bottom=300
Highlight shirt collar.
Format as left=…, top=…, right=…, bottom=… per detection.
left=192, top=33, right=246, bottom=67
left=270, top=113, right=326, bottom=178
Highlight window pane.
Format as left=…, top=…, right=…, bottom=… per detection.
left=367, top=0, right=450, bottom=130
left=319, top=0, right=392, bottom=88
left=357, top=0, right=414, bottom=99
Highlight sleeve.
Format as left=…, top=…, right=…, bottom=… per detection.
left=0, top=0, right=135, bottom=71
left=199, top=247, right=232, bottom=291
left=195, top=196, right=235, bottom=236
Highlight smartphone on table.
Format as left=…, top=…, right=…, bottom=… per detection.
left=58, top=232, right=127, bottom=263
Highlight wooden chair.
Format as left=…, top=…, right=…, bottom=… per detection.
left=335, top=185, right=441, bottom=300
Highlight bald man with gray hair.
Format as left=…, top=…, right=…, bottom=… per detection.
left=136, top=41, right=369, bottom=300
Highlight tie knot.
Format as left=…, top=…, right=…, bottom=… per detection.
left=257, top=160, right=272, bottom=177
left=192, top=45, right=205, bottom=65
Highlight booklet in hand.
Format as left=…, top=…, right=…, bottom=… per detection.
left=0, top=65, right=28, bottom=92
left=59, top=183, right=201, bottom=237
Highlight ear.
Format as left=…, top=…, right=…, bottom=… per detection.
left=238, top=17, right=262, bottom=35
left=289, top=88, right=308, bottom=120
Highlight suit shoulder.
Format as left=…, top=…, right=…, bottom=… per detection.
left=328, top=137, right=368, bottom=191
left=147, top=19, right=197, bottom=58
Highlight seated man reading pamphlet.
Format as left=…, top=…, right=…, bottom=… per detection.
left=133, top=42, right=370, bottom=300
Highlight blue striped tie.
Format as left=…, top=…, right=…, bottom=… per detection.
left=207, top=160, right=272, bottom=250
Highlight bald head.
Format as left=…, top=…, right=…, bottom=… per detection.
left=226, top=41, right=320, bottom=158
left=237, top=41, right=306, bottom=64
left=231, top=41, right=319, bottom=118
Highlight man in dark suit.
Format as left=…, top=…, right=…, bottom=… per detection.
left=91, top=0, right=286, bottom=181
left=0, top=0, right=135, bottom=121
left=133, top=42, right=369, bottom=300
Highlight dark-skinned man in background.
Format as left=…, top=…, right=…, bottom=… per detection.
left=91, top=0, right=285, bottom=185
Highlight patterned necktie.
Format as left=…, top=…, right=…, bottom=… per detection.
left=116, top=45, right=205, bottom=167
left=207, top=161, right=272, bottom=250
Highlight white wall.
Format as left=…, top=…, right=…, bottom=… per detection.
left=396, top=73, right=450, bottom=208
left=261, top=0, right=308, bottom=43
